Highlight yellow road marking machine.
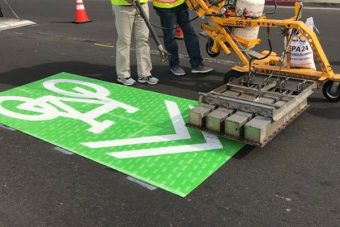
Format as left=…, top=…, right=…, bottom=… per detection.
left=185, top=0, right=340, bottom=146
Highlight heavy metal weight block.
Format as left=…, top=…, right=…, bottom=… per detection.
left=225, top=111, right=253, bottom=139
left=206, top=108, right=234, bottom=133
left=189, top=104, right=215, bottom=128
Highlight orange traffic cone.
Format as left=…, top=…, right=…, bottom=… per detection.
left=74, top=0, right=91, bottom=24
left=175, top=24, right=184, bottom=39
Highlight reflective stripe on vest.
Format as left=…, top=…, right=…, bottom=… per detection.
left=152, top=0, right=185, bottom=8
left=111, top=0, right=147, bottom=6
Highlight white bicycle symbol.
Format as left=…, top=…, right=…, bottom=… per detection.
left=0, top=79, right=139, bottom=134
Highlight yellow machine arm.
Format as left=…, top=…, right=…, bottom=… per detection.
left=186, top=0, right=340, bottom=146
left=186, top=0, right=340, bottom=83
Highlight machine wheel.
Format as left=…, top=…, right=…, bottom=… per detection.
left=206, top=38, right=220, bottom=58
left=224, top=70, right=245, bottom=83
left=322, top=81, right=340, bottom=102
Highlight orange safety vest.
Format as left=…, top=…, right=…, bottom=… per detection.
left=152, top=0, right=185, bottom=8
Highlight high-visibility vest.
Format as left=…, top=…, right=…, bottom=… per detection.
left=111, top=0, right=148, bottom=6
left=152, top=0, right=185, bottom=9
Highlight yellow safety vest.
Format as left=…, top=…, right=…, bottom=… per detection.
left=111, top=0, right=148, bottom=6
left=152, top=0, right=185, bottom=8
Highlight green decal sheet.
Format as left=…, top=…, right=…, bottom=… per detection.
left=0, top=73, right=244, bottom=197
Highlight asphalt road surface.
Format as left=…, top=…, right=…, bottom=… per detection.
left=0, top=0, right=339, bottom=226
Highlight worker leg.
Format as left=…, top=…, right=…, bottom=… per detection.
left=112, top=5, right=134, bottom=79
left=155, top=9, right=179, bottom=68
left=134, top=3, right=152, bottom=77
left=177, top=9, right=203, bottom=68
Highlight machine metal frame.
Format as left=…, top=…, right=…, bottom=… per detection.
left=186, top=0, right=340, bottom=84
left=185, top=0, right=340, bottom=146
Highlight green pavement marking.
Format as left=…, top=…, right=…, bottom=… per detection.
left=0, top=72, right=244, bottom=197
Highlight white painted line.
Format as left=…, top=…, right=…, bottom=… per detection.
left=266, top=5, right=340, bottom=10
left=0, top=124, right=16, bottom=131
left=0, top=19, right=36, bottom=31
left=110, top=131, right=223, bottom=158
left=82, top=100, right=191, bottom=148
left=82, top=99, right=223, bottom=159
left=127, top=176, right=158, bottom=191
left=54, top=147, right=74, bottom=155
left=303, top=6, right=340, bottom=10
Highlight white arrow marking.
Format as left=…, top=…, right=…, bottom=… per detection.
left=82, top=100, right=190, bottom=148
left=109, top=131, right=223, bottom=159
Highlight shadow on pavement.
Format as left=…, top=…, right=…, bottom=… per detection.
left=232, top=145, right=255, bottom=160
left=308, top=97, right=329, bottom=103
left=330, top=61, right=340, bottom=66
left=308, top=106, right=340, bottom=120
left=0, top=61, right=226, bottom=99
left=0, top=61, right=114, bottom=90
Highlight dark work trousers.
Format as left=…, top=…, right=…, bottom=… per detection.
left=155, top=7, right=203, bottom=68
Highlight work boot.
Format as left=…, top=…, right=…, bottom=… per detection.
left=138, top=76, right=159, bottom=85
left=170, top=65, right=186, bottom=76
left=117, top=77, right=136, bottom=86
left=191, top=64, right=213, bottom=74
